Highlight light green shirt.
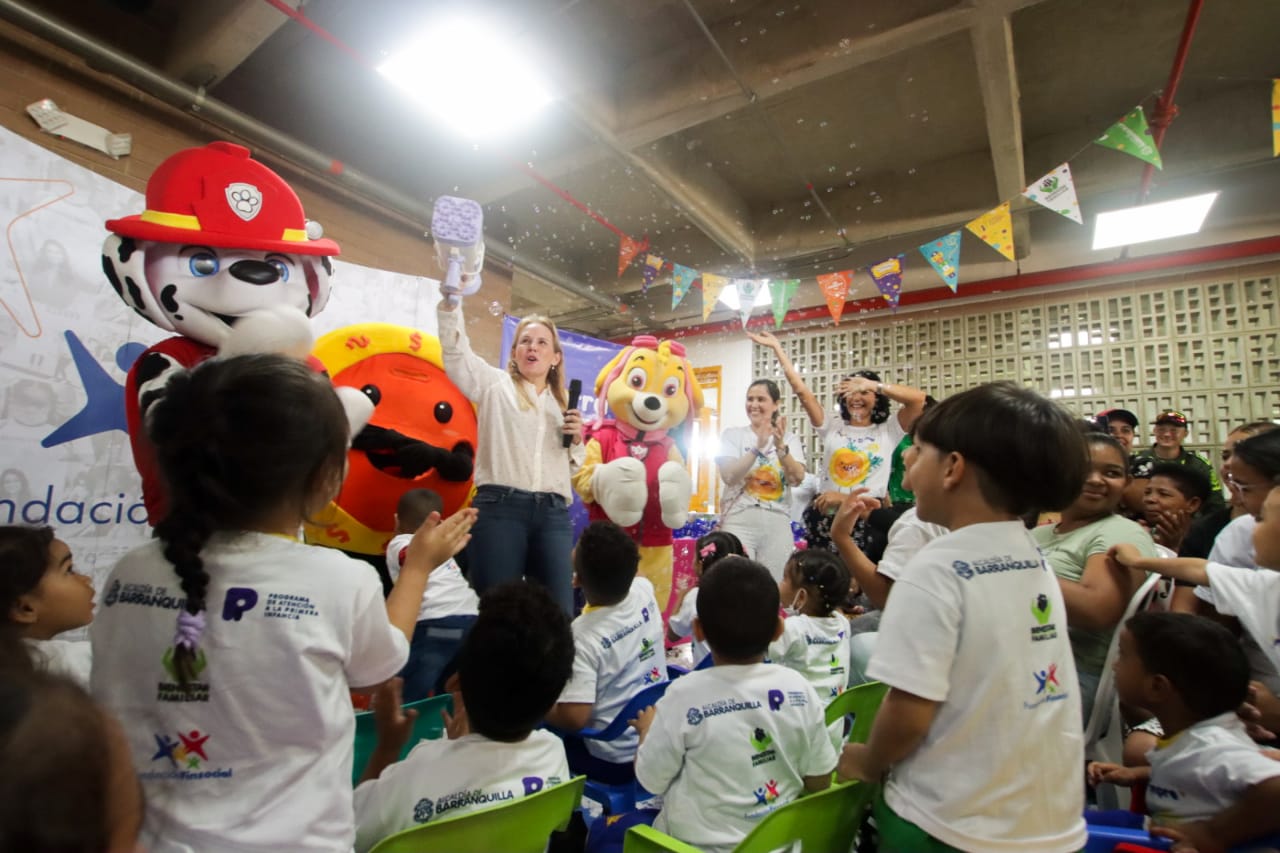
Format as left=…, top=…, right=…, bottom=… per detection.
left=1032, top=515, right=1158, bottom=674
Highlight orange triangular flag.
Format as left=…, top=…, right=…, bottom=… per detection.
left=816, top=271, right=853, bottom=325
left=617, top=235, right=648, bottom=278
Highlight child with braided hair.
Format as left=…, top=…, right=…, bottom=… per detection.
left=768, top=549, right=853, bottom=748
left=90, top=354, right=475, bottom=853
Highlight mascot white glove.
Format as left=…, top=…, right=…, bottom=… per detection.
left=657, top=461, right=692, bottom=529
left=591, top=457, right=649, bottom=528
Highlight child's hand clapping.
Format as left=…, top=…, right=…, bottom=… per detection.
left=405, top=508, right=478, bottom=572
left=372, top=677, right=418, bottom=754
left=830, top=488, right=877, bottom=539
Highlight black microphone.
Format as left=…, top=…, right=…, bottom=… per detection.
left=564, top=378, right=582, bottom=448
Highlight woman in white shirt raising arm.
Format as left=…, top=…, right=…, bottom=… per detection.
left=437, top=297, right=585, bottom=614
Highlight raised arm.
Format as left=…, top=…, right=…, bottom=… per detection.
left=882, top=382, right=927, bottom=432
left=831, top=490, right=892, bottom=609
left=435, top=297, right=507, bottom=399
left=748, top=330, right=825, bottom=429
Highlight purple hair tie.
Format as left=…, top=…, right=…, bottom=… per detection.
left=174, top=609, right=206, bottom=651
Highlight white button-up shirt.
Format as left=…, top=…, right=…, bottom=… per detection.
left=437, top=304, right=584, bottom=502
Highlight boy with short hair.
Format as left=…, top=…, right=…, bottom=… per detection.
left=1087, top=611, right=1280, bottom=850
left=1141, top=462, right=1210, bottom=553
left=546, top=520, right=666, bottom=782
left=631, top=556, right=837, bottom=852
left=385, top=488, right=480, bottom=701
left=838, top=381, right=1089, bottom=852
left=352, top=582, right=575, bottom=852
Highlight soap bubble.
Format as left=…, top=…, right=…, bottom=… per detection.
left=487, top=301, right=503, bottom=316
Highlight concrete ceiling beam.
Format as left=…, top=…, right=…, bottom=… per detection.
left=969, top=7, right=1030, bottom=258
left=162, top=0, right=295, bottom=89
left=561, top=100, right=758, bottom=264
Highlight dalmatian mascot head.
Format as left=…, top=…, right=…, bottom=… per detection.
left=102, top=141, right=337, bottom=349
left=101, top=141, right=359, bottom=524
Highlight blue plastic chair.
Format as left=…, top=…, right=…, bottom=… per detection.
left=1084, top=822, right=1280, bottom=852
left=553, top=679, right=672, bottom=816
left=1083, top=824, right=1172, bottom=853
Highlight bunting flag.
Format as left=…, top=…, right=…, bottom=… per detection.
left=769, top=279, right=800, bottom=328
left=1273, top=79, right=1279, bottom=157
left=1094, top=106, right=1163, bottom=169
left=1022, top=163, right=1083, bottom=224
left=867, top=256, right=905, bottom=311
left=641, top=254, right=665, bottom=293
left=671, top=263, right=698, bottom=310
left=966, top=201, right=1015, bottom=261
left=918, top=231, right=961, bottom=292
left=616, top=235, right=649, bottom=278
left=816, top=271, right=853, bottom=324
left=734, top=278, right=765, bottom=328
left=701, top=273, right=729, bottom=320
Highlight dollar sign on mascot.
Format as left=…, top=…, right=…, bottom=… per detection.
left=100, top=141, right=372, bottom=523
left=572, top=337, right=703, bottom=612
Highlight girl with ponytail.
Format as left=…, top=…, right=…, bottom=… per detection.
left=90, top=354, right=475, bottom=852
left=768, top=548, right=854, bottom=749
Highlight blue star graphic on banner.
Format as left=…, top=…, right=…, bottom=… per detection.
left=42, top=330, right=146, bottom=447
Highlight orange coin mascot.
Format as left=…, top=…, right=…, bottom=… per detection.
left=304, top=323, right=477, bottom=561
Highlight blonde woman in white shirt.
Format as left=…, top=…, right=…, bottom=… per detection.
left=437, top=299, right=585, bottom=614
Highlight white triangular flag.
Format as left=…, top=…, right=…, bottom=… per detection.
left=1022, top=162, right=1083, bottom=224
left=734, top=278, right=764, bottom=328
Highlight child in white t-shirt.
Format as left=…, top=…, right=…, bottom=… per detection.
left=1087, top=611, right=1280, bottom=849
left=90, top=355, right=476, bottom=853
left=547, top=520, right=667, bottom=783
left=769, top=548, right=852, bottom=748
left=627, top=556, right=837, bottom=853
left=385, top=488, right=480, bottom=702
left=1111, top=481, right=1280, bottom=680
left=666, top=530, right=744, bottom=666
left=353, top=582, right=574, bottom=852
left=1, top=525, right=94, bottom=687
left=838, top=381, right=1089, bottom=853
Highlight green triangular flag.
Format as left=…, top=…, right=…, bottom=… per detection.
left=1094, top=106, right=1162, bottom=169
left=769, top=279, right=799, bottom=328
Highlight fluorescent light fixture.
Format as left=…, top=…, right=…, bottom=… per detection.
left=716, top=282, right=773, bottom=311
left=1092, top=192, right=1218, bottom=250
left=378, top=17, right=553, bottom=138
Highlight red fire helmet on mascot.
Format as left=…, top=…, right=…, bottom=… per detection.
left=106, top=141, right=340, bottom=256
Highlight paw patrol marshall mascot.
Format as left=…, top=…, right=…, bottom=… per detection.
left=102, top=141, right=351, bottom=523
left=572, top=336, right=703, bottom=612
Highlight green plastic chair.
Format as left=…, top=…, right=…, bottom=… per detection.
left=624, top=780, right=877, bottom=853
left=352, top=694, right=453, bottom=785
left=369, top=775, right=586, bottom=853
left=824, top=680, right=889, bottom=745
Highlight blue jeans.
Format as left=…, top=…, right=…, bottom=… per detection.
left=466, top=485, right=574, bottom=615
left=400, top=614, right=476, bottom=702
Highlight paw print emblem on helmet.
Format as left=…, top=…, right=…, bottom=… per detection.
left=225, top=182, right=263, bottom=221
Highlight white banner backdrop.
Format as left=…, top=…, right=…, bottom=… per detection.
left=0, top=125, right=442, bottom=595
